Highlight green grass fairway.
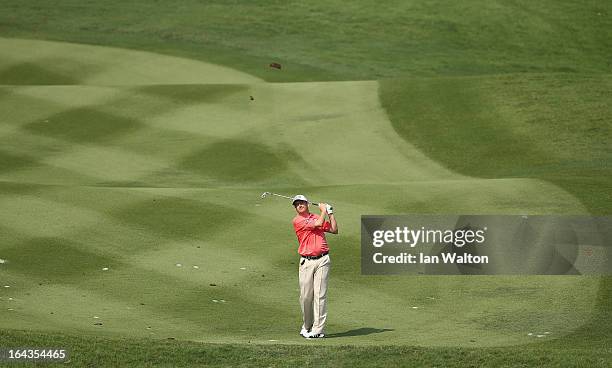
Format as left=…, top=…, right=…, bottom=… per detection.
left=1, top=1, right=611, bottom=365
left=0, top=38, right=608, bottom=351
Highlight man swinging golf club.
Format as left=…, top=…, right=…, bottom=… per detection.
left=291, top=194, right=338, bottom=339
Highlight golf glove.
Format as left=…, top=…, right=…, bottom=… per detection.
left=326, top=204, right=333, bottom=215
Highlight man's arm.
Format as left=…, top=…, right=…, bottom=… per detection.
left=313, top=203, right=328, bottom=228
left=328, top=212, right=338, bottom=234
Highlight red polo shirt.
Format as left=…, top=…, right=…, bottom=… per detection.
left=293, top=213, right=331, bottom=256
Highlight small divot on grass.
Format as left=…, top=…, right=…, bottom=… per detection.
left=528, top=331, right=551, bottom=338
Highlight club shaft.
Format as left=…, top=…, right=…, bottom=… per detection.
left=269, top=193, right=293, bottom=200
left=266, top=192, right=319, bottom=206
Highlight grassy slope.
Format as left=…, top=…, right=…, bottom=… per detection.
left=0, top=1, right=611, bottom=81
left=379, top=74, right=612, bottom=214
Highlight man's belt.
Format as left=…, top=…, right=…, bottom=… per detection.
left=301, top=252, right=329, bottom=260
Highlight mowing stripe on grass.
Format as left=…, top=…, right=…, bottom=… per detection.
left=0, top=37, right=262, bottom=85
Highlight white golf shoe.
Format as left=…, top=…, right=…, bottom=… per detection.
left=299, top=327, right=310, bottom=338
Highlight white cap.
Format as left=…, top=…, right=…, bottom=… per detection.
left=291, top=194, right=308, bottom=205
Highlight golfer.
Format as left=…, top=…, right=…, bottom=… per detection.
left=291, top=194, right=338, bottom=339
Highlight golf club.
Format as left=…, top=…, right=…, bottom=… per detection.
left=260, top=191, right=319, bottom=206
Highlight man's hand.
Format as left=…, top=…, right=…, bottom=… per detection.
left=318, top=202, right=328, bottom=214
left=326, top=204, right=333, bottom=215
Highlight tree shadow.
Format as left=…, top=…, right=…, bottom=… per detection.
left=326, top=327, right=394, bottom=338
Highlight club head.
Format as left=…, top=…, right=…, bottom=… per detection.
left=260, top=192, right=271, bottom=199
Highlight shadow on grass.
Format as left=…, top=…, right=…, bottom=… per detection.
left=326, top=328, right=394, bottom=338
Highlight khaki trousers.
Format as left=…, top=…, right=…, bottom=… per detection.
left=298, top=254, right=330, bottom=334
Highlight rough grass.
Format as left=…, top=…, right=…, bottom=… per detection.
left=379, top=74, right=612, bottom=214
left=0, top=1, right=611, bottom=81
left=1, top=329, right=611, bottom=368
